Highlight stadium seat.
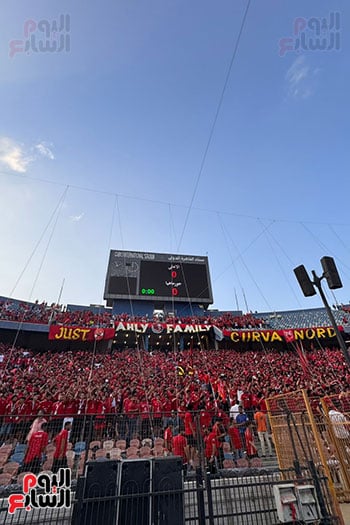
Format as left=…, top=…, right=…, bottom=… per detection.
left=3, top=462, right=20, bottom=476
left=236, top=458, right=249, bottom=469
left=115, top=440, right=126, bottom=450
left=103, top=439, right=114, bottom=450
left=109, top=448, right=122, bottom=460
left=14, top=443, right=27, bottom=454
left=89, top=440, right=101, bottom=450
left=9, top=452, right=25, bottom=465
left=140, top=446, right=152, bottom=458
left=249, top=457, right=262, bottom=468
left=126, top=447, right=139, bottom=458
left=74, top=441, right=86, bottom=455
left=0, top=473, right=13, bottom=486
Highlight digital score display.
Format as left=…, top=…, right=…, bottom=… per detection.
left=138, top=261, right=211, bottom=299
left=104, top=250, right=213, bottom=304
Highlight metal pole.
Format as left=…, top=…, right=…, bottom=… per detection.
left=311, top=271, right=350, bottom=368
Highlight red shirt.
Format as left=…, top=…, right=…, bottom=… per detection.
left=200, top=410, right=212, bottom=430
left=140, top=401, right=150, bottom=420
left=184, top=412, right=194, bottom=436
left=205, top=431, right=220, bottom=459
left=241, top=393, right=252, bottom=410
left=228, top=426, right=242, bottom=450
left=245, top=427, right=257, bottom=456
left=164, top=427, right=173, bottom=449
left=24, top=399, right=39, bottom=416
left=39, top=400, right=53, bottom=416
left=151, top=399, right=162, bottom=418
left=125, top=399, right=139, bottom=419
left=64, top=400, right=78, bottom=416
left=53, top=428, right=69, bottom=459
left=25, top=430, right=48, bottom=462
left=52, top=401, right=65, bottom=418
left=172, top=434, right=187, bottom=462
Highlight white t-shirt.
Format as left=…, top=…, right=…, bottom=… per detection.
left=230, top=403, right=240, bottom=419
left=329, top=410, right=350, bottom=439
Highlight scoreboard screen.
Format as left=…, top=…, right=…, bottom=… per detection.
left=104, top=250, right=213, bottom=304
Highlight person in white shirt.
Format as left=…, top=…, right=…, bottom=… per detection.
left=229, top=400, right=240, bottom=420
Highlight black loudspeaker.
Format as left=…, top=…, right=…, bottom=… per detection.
left=152, top=456, right=184, bottom=525
left=294, top=265, right=316, bottom=297
left=321, top=256, right=343, bottom=289
left=118, top=458, right=151, bottom=525
left=72, top=460, right=119, bottom=525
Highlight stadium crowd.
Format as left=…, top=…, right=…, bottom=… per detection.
left=0, top=299, right=266, bottom=329
left=0, top=343, right=348, bottom=441
left=0, top=341, right=349, bottom=482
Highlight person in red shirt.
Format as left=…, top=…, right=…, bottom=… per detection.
left=228, top=418, right=243, bottom=460
left=22, top=422, right=49, bottom=474
left=241, top=391, right=253, bottom=421
left=205, top=426, right=220, bottom=474
left=244, top=422, right=258, bottom=459
left=164, top=423, right=173, bottom=452
left=139, top=397, right=151, bottom=439
left=151, top=395, right=162, bottom=431
left=184, top=403, right=196, bottom=470
left=52, top=421, right=72, bottom=473
left=0, top=395, right=17, bottom=444
left=124, top=394, right=138, bottom=441
left=172, top=430, right=188, bottom=466
left=50, top=395, right=65, bottom=436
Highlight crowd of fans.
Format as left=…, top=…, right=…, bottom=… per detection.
left=0, top=299, right=266, bottom=329
left=0, top=342, right=348, bottom=442
left=0, top=341, right=349, bottom=483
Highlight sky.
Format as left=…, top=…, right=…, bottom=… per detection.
left=0, top=0, right=349, bottom=314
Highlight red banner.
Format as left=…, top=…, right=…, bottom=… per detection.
left=48, top=326, right=115, bottom=342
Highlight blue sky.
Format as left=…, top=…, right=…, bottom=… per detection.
left=0, top=0, right=349, bottom=313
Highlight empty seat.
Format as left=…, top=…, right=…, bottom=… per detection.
left=0, top=473, right=13, bottom=486
left=103, top=439, right=114, bottom=450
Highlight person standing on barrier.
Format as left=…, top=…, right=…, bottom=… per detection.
left=52, top=420, right=72, bottom=473
left=205, top=425, right=220, bottom=474
left=184, top=403, right=196, bottom=471
left=228, top=418, right=243, bottom=460
left=254, top=407, right=273, bottom=457
left=245, top=421, right=258, bottom=459
left=172, top=430, right=188, bottom=472
left=22, top=422, right=49, bottom=475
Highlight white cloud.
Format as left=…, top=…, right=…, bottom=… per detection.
left=0, top=137, right=32, bottom=173
left=285, top=56, right=319, bottom=100
left=35, top=142, right=55, bottom=160
left=0, top=136, right=55, bottom=173
left=69, top=213, right=85, bottom=222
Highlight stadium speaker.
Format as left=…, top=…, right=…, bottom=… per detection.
left=152, top=456, right=184, bottom=525
left=321, top=256, right=343, bottom=289
left=71, top=460, right=119, bottom=525
left=117, top=458, right=151, bottom=525
left=293, top=265, right=316, bottom=297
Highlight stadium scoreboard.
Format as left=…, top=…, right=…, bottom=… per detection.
left=104, top=250, right=213, bottom=304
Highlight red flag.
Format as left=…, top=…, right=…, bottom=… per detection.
left=296, top=343, right=309, bottom=376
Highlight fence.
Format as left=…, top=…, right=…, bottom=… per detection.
left=0, top=406, right=346, bottom=523
left=266, top=389, right=346, bottom=520
left=319, top=392, right=350, bottom=503
left=0, top=462, right=343, bottom=524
